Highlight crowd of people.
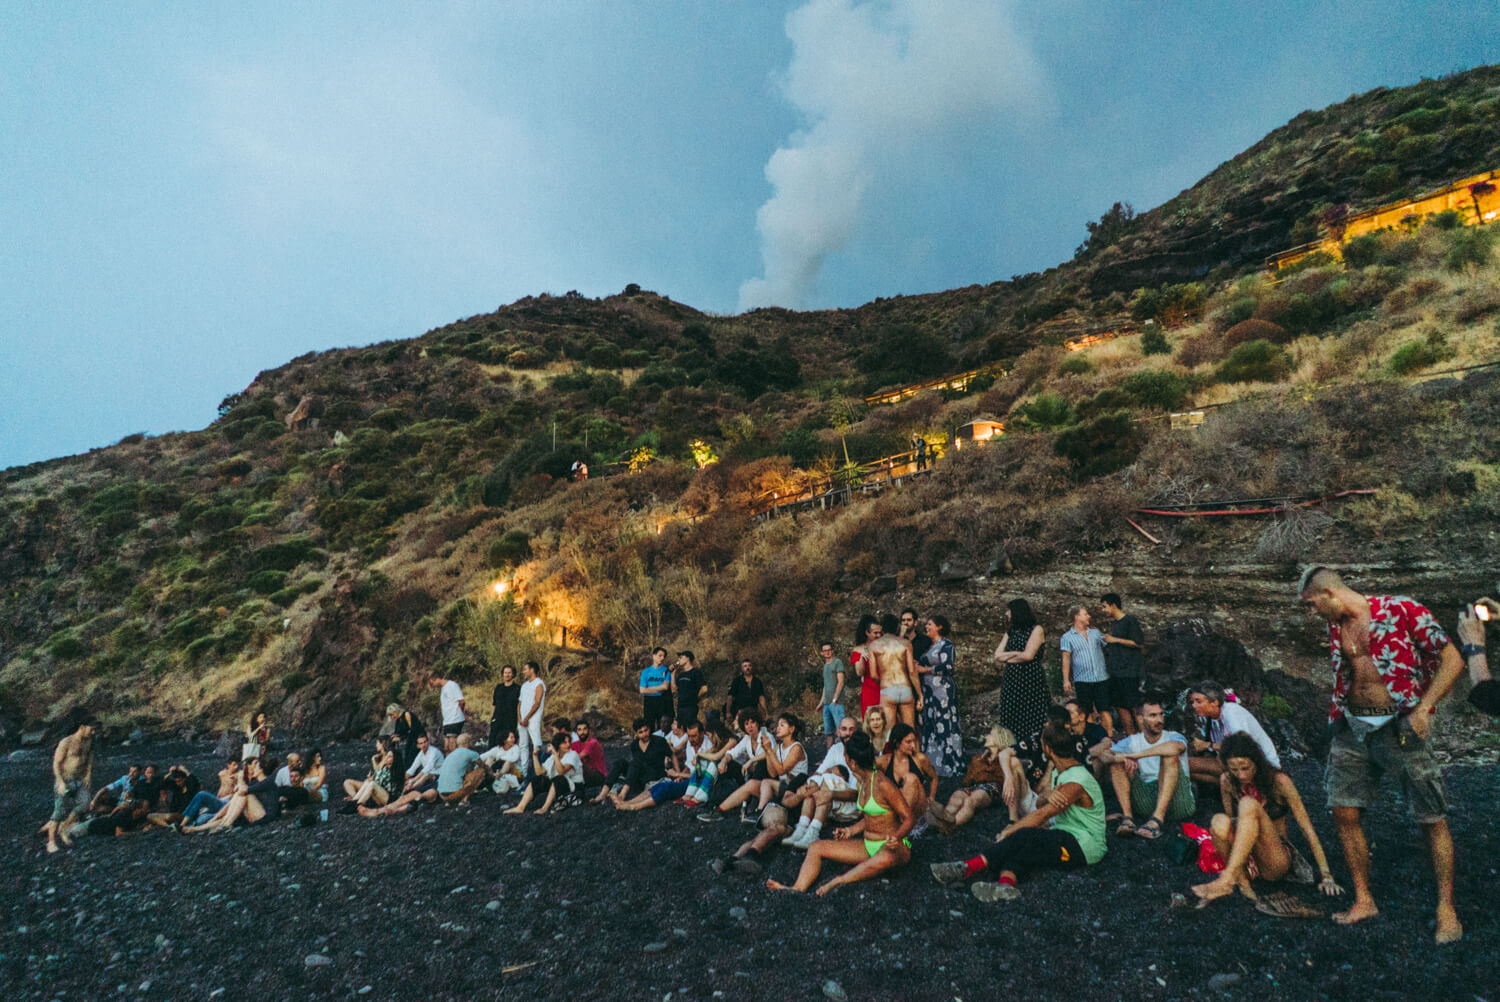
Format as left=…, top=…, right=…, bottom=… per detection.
left=40, top=573, right=1496, bottom=944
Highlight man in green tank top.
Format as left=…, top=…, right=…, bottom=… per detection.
left=929, top=720, right=1106, bottom=902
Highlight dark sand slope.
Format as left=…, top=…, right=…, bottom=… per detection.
left=2, top=746, right=1496, bottom=1002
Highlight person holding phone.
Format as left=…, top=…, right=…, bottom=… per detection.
left=1456, top=595, right=1499, bottom=716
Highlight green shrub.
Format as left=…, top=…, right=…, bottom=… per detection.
left=1140, top=325, right=1170, bottom=355
left=1121, top=370, right=1190, bottom=411
left=1057, top=355, right=1093, bottom=376
left=1016, top=392, right=1076, bottom=429
left=247, top=569, right=289, bottom=595
left=1428, top=209, right=1464, bottom=230
left=1389, top=329, right=1453, bottom=375
left=185, top=635, right=217, bottom=661
left=281, top=670, right=312, bottom=692
left=1054, top=412, right=1141, bottom=479
left=45, top=630, right=89, bottom=660
left=1223, top=318, right=1288, bottom=348
left=487, top=529, right=532, bottom=568
left=1446, top=227, right=1493, bottom=271
left=1341, top=233, right=1383, bottom=269
left=1216, top=340, right=1293, bottom=384
left=1363, top=164, right=1400, bottom=195
left=249, top=536, right=323, bottom=572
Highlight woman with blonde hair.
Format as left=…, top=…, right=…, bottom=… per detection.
left=929, top=725, right=1015, bottom=834
left=862, top=704, right=889, bottom=757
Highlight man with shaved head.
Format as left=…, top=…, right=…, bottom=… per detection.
left=1298, top=565, right=1464, bottom=943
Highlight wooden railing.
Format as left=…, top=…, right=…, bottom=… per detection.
left=751, top=448, right=936, bottom=519
left=862, top=364, right=1006, bottom=407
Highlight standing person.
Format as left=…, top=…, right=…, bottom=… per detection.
left=431, top=675, right=466, bottom=753
left=916, top=615, right=964, bottom=777
left=994, top=599, right=1049, bottom=742
left=901, top=609, right=932, bottom=662
left=673, top=651, right=709, bottom=726
left=243, top=711, right=270, bottom=761
left=929, top=720, right=1107, bottom=903
left=1100, top=593, right=1145, bottom=735
left=868, top=614, right=922, bottom=729
left=389, top=703, right=422, bottom=765
left=1060, top=605, right=1112, bottom=736
left=1298, top=566, right=1464, bottom=944
left=640, top=647, right=674, bottom=725
left=815, top=641, right=848, bottom=750
left=1456, top=598, right=1499, bottom=716
left=850, top=615, right=883, bottom=719
left=724, top=660, right=768, bottom=723
left=489, top=665, right=521, bottom=749
left=517, top=661, right=547, bottom=775
left=42, top=720, right=96, bottom=854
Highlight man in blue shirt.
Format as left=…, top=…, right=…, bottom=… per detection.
left=1060, top=605, right=1112, bottom=735
left=640, top=647, right=674, bottom=724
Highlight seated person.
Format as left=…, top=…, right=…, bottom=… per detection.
left=1191, top=733, right=1342, bottom=903
left=930, top=720, right=1107, bottom=902
left=1187, top=681, right=1281, bottom=785
left=681, top=720, right=736, bottom=806
left=278, top=763, right=314, bottom=812
left=302, top=749, right=328, bottom=801
left=660, top=716, right=690, bottom=768
left=610, top=720, right=715, bottom=811
left=784, top=715, right=862, bottom=848
left=92, top=765, right=142, bottom=813
left=593, top=718, right=673, bottom=804
left=1092, top=696, right=1195, bottom=840
left=179, top=759, right=240, bottom=827
left=706, top=713, right=804, bottom=821
left=709, top=802, right=795, bottom=876
left=402, top=734, right=445, bottom=794
left=364, top=735, right=488, bottom=815
left=273, top=752, right=304, bottom=788
left=506, top=733, right=584, bottom=815
left=766, top=731, right=913, bottom=896
left=480, top=730, right=525, bottom=795
left=928, top=725, right=1015, bottom=835
left=80, top=795, right=153, bottom=838
left=339, top=737, right=399, bottom=813
left=876, top=722, right=936, bottom=832
left=131, top=764, right=164, bottom=810
left=570, top=719, right=609, bottom=788
left=183, top=757, right=282, bottom=832
left=146, top=765, right=202, bottom=828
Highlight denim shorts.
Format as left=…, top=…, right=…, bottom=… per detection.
left=1326, top=715, right=1447, bottom=823
left=821, top=703, right=845, bottom=734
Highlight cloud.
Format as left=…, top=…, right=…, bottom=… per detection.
left=739, top=0, right=1045, bottom=310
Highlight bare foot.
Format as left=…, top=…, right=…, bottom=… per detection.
left=813, top=881, right=843, bottom=897
left=503, top=806, right=524, bottom=815
left=58, top=824, right=74, bottom=847
left=1435, top=906, right=1463, bottom=944
left=47, top=841, right=60, bottom=854
left=765, top=879, right=801, bottom=893
left=1333, top=899, right=1380, bottom=925
left=1191, top=878, right=1235, bottom=902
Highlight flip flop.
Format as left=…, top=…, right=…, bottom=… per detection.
left=1254, top=892, right=1325, bottom=920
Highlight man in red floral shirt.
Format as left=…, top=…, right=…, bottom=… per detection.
left=1299, top=566, right=1464, bottom=944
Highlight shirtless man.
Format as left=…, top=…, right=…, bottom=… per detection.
left=43, top=721, right=97, bottom=853
left=1299, top=566, right=1464, bottom=944
left=866, top=614, right=921, bottom=729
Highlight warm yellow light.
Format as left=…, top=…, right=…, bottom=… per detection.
left=533, top=617, right=541, bottom=627
left=492, top=580, right=509, bottom=596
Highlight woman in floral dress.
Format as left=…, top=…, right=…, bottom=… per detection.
left=917, top=615, right=964, bottom=777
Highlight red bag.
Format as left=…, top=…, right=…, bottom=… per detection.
left=1180, top=822, right=1226, bottom=874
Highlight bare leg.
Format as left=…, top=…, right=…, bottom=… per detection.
left=815, top=843, right=910, bottom=896
left=1188, top=757, right=1222, bottom=786
left=342, top=779, right=363, bottom=799
left=1109, top=763, right=1134, bottom=823
left=1116, top=706, right=1136, bottom=735
left=1152, top=759, right=1182, bottom=824
left=534, top=783, right=560, bottom=815
left=767, top=838, right=870, bottom=893
left=716, top=779, right=761, bottom=813
left=505, top=783, right=537, bottom=815
left=1423, top=819, right=1462, bottom=944
left=1332, top=806, right=1378, bottom=925
left=953, top=789, right=992, bottom=827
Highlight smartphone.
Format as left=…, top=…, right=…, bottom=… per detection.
left=1478, top=604, right=1492, bottom=622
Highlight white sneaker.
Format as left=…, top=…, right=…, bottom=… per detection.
left=787, top=821, right=810, bottom=844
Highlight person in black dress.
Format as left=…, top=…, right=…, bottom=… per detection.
left=490, top=664, right=521, bottom=747
left=993, top=599, right=1050, bottom=742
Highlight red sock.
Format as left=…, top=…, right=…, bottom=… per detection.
left=964, top=856, right=987, bottom=877
left=998, top=873, right=1018, bottom=887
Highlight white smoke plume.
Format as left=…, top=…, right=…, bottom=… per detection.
left=739, top=0, right=1044, bottom=311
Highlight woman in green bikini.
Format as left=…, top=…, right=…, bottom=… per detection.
left=767, top=731, right=913, bottom=896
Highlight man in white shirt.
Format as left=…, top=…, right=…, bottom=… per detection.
left=273, top=752, right=304, bottom=788
left=517, top=661, right=546, bottom=776
left=431, top=675, right=466, bottom=753
left=783, top=715, right=861, bottom=848
left=1093, top=696, right=1194, bottom=839
left=403, top=734, right=445, bottom=794
left=1188, top=681, right=1281, bottom=784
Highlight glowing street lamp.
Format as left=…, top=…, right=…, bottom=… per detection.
left=533, top=617, right=541, bottom=627
left=492, top=580, right=510, bottom=596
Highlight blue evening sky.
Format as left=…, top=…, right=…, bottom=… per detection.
left=3, top=2, right=1496, bottom=468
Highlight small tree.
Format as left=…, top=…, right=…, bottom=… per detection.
left=1140, top=322, right=1170, bottom=356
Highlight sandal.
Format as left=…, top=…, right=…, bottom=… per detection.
left=1115, top=817, right=1138, bottom=837
left=1136, top=817, right=1164, bottom=840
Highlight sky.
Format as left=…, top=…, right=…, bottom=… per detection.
left=2, top=1, right=1497, bottom=469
